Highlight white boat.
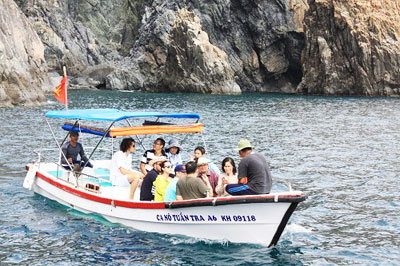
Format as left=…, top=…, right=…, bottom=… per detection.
left=24, top=109, right=307, bottom=247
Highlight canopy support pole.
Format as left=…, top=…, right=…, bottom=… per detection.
left=82, top=122, right=116, bottom=169
left=201, top=132, right=207, bottom=152
left=126, top=119, right=146, bottom=151
left=45, top=118, right=73, bottom=171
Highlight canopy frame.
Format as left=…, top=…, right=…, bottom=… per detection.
left=43, top=108, right=204, bottom=178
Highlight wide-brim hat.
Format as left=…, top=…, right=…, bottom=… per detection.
left=149, top=156, right=168, bottom=167
left=197, top=157, right=210, bottom=166
left=235, top=139, right=253, bottom=151
left=166, top=138, right=181, bottom=152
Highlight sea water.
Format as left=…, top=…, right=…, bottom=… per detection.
left=1, top=90, right=399, bottom=265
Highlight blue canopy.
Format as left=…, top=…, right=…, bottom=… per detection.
left=45, top=109, right=200, bottom=121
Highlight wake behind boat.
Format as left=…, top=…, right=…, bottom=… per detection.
left=24, top=108, right=307, bottom=247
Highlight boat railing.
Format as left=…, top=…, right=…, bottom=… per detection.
left=32, top=149, right=111, bottom=193
left=33, top=147, right=113, bottom=162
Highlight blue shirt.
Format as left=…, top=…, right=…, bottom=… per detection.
left=163, top=178, right=179, bottom=201
left=208, top=162, right=221, bottom=175
left=167, top=152, right=182, bottom=171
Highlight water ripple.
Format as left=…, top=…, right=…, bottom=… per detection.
left=1, top=91, right=400, bottom=265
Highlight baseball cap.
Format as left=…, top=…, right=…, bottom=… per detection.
left=175, top=164, right=186, bottom=174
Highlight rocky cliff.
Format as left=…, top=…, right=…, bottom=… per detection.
left=298, top=0, right=400, bottom=96
left=126, top=0, right=306, bottom=93
left=163, top=9, right=240, bottom=94
left=2, top=0, right=400, bottom=106
left=13, top=0, right=306, bottom=94
left=0, top=0, right=50, bottom=106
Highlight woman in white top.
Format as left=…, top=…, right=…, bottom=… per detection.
left=166, top=138, right=182, bottom=170
left=215, top=157, right=238, bottom=197
left=110, top=138, right=144, bottom=200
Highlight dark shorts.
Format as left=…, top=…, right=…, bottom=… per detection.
left=62, top=160, right=92, bottom=170
left=226, top=184, right=260, bottom=196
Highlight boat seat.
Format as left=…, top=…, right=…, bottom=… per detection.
left=93, top=168, right=110, bottom=180
left=47, top=169, right=112, bottom=187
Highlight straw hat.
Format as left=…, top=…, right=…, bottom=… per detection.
left=149, top=156, right=168, bottom=167
left=197, top=157, right=210, bottom=166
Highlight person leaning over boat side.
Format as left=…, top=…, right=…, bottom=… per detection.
left=215, top=157, right=238, bottom=197
left=166, top=138, right=183, bottom=170
left=197, top=157, right=219, bottom=196
left=190, top=146, right=221, bottom=175
left=176, top=161, right=213, bottom=200
left=60, top=131, right=93, bottom=173
left=226, top=139, right=272, bottom=196
left=140, top=137, right=167, bottom=175
left=110, top=138, right=144, bottom=200
left=140, top=157, right=167, bottom=201
left=163, top=164, right=186, bottom=201
left=153, top=161, right=175, bottom=201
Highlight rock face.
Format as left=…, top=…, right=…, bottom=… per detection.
left=15, top=0, right=122, bottom=76
left=163, top=9, right=240, bottom=94
left=8, top=0, right=400, bottom=99
left=16, top=0, right=147, bottom=91
left=130, top=0, right=306, bottom=93
left=298, top=0, right=400, bottom=96
left=15, top=0, right=306, bottom=94
left=0, top=0, right=50, bottom=106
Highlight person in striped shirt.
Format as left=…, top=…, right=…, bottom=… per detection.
left=140, top=137, right=167, bottom=175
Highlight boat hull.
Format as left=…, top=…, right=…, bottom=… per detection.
left=28, top=164, right=306, bottom=247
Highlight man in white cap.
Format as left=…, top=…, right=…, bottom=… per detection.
left=197, top=157, right=219, bottom=196
left=226, top=139, right=272, bottom=195
left=190, top=146, right=221, bottom=175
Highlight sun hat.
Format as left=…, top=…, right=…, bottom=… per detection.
left=197, top=157, right=210, bottom=166
left=235, top=139, right=253, bottom=151
left=174, top=164, right=186, bottom=174
left=166, top=138, right=181, bottom=153
left=149, top=156, right=168, bottom=167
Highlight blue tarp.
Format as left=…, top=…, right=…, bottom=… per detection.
left=45, top=109, right=200, bottom=121
left=62, top=124, right=112, bottom=138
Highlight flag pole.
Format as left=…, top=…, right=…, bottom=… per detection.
left=63, top=66, right=68, bottom=110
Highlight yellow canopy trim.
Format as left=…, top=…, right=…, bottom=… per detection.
left=109, top=123, right=203, bottom=136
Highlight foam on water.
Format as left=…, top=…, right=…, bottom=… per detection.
left=285, top=223, right=312, bottom=234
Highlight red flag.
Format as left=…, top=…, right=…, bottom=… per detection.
left=54, top=76, right=67, bottom=104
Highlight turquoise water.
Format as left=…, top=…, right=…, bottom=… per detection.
left=1, top=90, right=400, bottom=265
